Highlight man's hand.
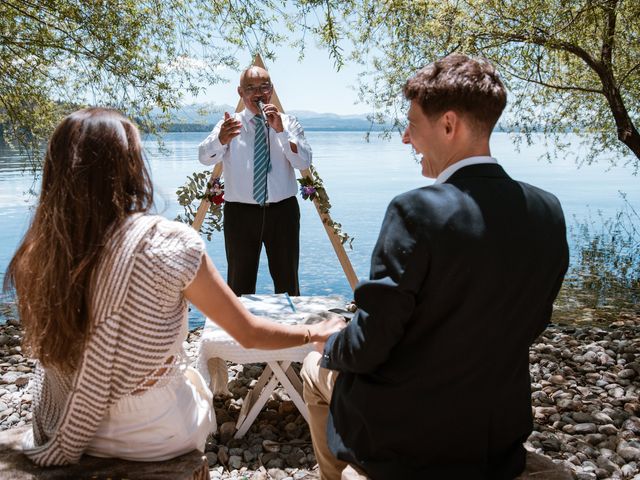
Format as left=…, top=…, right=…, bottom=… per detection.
left=219, top=112, right=242, bottom=145
left=261, top=103, right=284, bottom=133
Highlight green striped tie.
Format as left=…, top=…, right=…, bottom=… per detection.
left=252, top=116, right=269, bottom=205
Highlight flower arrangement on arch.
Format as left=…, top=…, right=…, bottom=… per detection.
left=175, top=171, right=224, bottom=240
left=297, top=176, right=321, bottom=201
left=204, top=177, right=225, bottom=205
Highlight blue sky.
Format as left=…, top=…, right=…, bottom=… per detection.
left=186, top=43, right=373, bottom=116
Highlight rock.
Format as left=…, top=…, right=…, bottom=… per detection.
left=265, top=457, right=285, bottom=469
left=517, top=451, right=573, bottom=479
left=266, top=468, right=288, bottom=480
left=592, top=412, right=613, bottom=424
left=617, top=368, right=636, bottom=379
left=286, top=449, right=306, bottom=466
left=597, top=424, right=618, bottom=435
left=284, top=422, right=302, bottom=439
left=219, top=421, right=237, bottom=444
left=585, top=434, right=606, bottom=446
left=573, top=412, right=594, bottom=423
left=228, top=454, right=243, bottom=469
left=621, top=417, right=640, bottom=435
left=14, top=377, right=28, bottom=388
left=278, top=400, right=297, bottom=415
left=595, top=455, right=619, bottom=474
left=575, top=473, right=596, bottom=480
left=206, top=451, right=218, bottom=466
left=243, top=450, right=256, bottom=463
left=575, top=423, right=597, bottom=434
left=217, top=446, right=229, bottom=465
left=541, top=437, right=562, bottom=452
left=263, top=439, right=281, bottom=453
left=616, top=443, right=640, bottom=462
left=624, top=402, right=640, bottom=415
left=261, top=452, right=278, bottom=465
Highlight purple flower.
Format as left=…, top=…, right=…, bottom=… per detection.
left=302, top=186, right=316, bottom=196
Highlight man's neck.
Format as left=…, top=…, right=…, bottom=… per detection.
left=446, top=144, right=490, bottom=167
left=434, top=154, right=497, bottom=184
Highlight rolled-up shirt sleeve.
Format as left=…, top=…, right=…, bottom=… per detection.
left=198, top=119, right=226, bottom=166
left=276, top=115, right=312, bottom=170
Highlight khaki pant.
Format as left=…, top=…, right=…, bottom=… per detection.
left=301, top=352, right=368, bottom=480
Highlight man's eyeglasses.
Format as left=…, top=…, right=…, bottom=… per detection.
left=243, top=83, right=273, bottom=95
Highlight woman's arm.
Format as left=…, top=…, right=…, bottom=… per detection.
left=184, top=253, right=345, bottom=349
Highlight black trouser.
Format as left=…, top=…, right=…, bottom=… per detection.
left=223, top=196, right=300, bottom=296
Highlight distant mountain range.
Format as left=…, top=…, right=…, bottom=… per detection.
left=153, top=103, right=391, bottom=132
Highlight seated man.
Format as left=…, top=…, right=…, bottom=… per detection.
left=301, top=54, right=569, bottom=480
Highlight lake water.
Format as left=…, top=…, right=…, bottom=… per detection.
left=1, top=131, right=638, bottom=327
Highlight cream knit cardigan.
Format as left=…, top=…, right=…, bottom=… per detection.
left=23, top=214, right=205, bottom=466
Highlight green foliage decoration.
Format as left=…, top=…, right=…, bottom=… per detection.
left=300, top=165, right=354, bottom=249
left=175, top=170, right=223, bottom=241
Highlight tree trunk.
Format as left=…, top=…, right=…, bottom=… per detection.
left=599, top=69, right=640, bottom=162
left=597, top=0, right=640, bottom=162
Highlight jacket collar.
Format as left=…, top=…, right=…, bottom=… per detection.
left=445, top=163, right=511, bottom=183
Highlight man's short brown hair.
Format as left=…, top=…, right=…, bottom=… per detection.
left=403, top=54, right=507, bottom=135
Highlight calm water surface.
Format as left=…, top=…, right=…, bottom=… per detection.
left=1, top=132, right=638, bottom=327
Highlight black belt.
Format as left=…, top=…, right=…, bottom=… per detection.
left=226, top=197, right=294, bottom=208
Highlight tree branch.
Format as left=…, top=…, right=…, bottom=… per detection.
left=502, top=65, right=602, bottom=94
left=490, top=31, right=602, bottom=73
left=619, top=62, right=640, bottom=87
left=600, top=0, right=618, bottom=67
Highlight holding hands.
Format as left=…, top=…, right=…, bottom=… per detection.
left=304, top=311, right=348, bottom=351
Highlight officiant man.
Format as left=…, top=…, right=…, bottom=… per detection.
left=199, top=66, right=311, bottom=296
left=301, top=54, right=569, bottom=479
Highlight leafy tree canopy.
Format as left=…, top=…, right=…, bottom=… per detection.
left=305, top=0, right=640, bottom=170
left=0, top=0, right=293, bottom=168
left=2, top=0, right=639, bottom=173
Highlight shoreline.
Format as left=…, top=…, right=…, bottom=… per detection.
left=0, top=316, right=638, bottom=479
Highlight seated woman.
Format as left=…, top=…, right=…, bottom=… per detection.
left=4, top=107, right=345, bottom=466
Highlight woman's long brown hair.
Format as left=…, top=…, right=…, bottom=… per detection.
left=4, top=108, right=154, bottom=372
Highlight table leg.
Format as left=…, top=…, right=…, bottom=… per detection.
left=234, top=371, right=280, bottom=439
left=284, top=364, right=304, bottom=397
left=270, top=361, right=310, bottom=423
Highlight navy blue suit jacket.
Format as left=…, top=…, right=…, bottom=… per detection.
left=321, top=164, right=569, bottom=479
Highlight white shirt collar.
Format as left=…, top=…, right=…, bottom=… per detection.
left=434, top=156, right=498, bottom=184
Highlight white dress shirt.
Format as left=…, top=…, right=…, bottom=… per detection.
left=434, top=156, right=498, bottom=184
left=198, top=109, right=312, bottom=204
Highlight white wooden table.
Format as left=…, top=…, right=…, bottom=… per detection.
left=196, top=294, right=347, bottom=438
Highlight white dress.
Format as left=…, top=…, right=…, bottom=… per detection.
left=86, top=319, right=215, bottom=461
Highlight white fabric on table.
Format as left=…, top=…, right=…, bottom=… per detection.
left=196, top=294, right=346, bottom=393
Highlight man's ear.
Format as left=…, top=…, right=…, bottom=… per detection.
left=441, top=111, right=458, bottom=137
left=237, top=86, right=243, bottom=97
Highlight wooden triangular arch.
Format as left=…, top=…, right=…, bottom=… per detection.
left=192, top=53, right=358, bottom=291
